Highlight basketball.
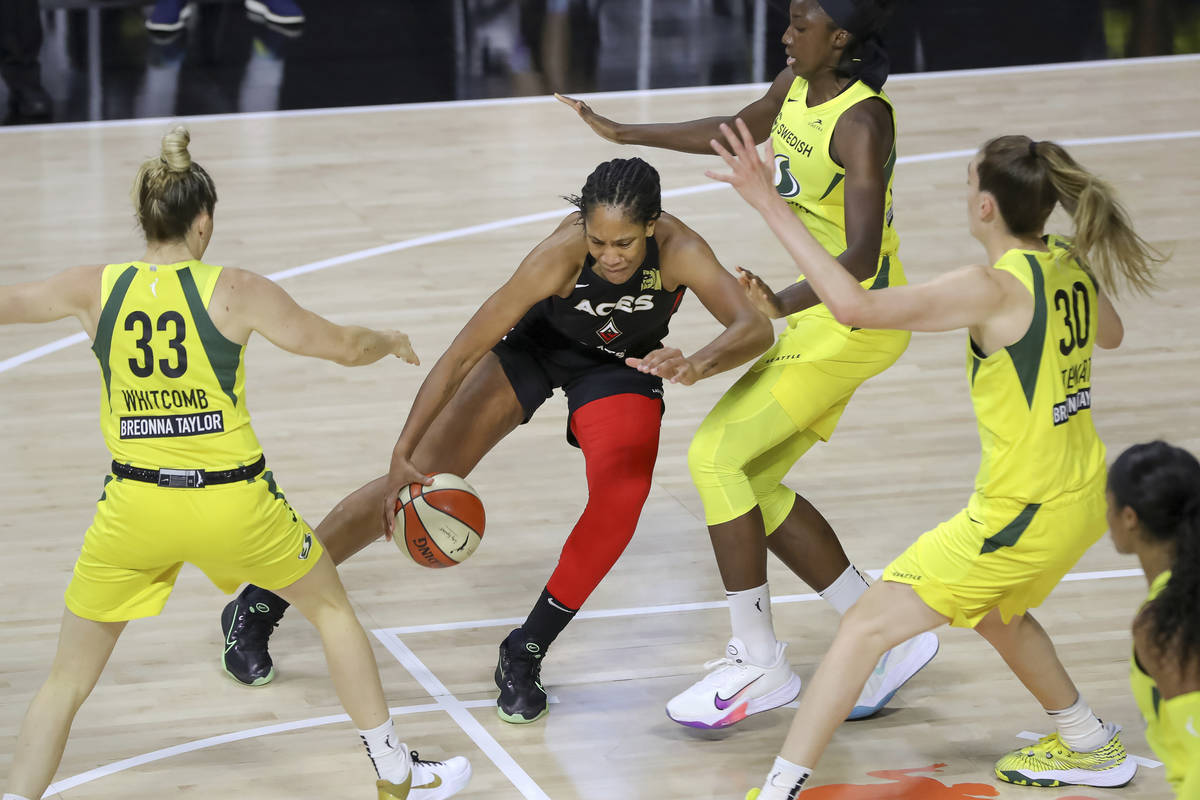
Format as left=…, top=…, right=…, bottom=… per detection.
left=394, top=473, right=486, bottom=568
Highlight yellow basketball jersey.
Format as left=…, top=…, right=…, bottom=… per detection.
left=1131, top=571, right=1200, bottom=792
left=966, top=236, right=1106, bottom=513
left=770, top=77, right=906, bottom=338
left=92, top=261, right=261, bottom=469
left=771, top=76, right=901, bottom=275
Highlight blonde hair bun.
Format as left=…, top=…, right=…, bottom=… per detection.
left=161, top=125, right=192, bottom=173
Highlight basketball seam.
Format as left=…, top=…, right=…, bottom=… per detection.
left=415, top=490, right=485, bottom=534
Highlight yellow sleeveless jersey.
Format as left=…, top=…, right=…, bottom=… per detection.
left=770, top=76, right=904, bottom=330
left=1131, top=571, right=1200, bottom=792
left=92, top=260, right=262, bottom=470
left=966, top=236, right=1106, bottom=513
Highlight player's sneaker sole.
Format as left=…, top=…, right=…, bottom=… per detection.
left=667, top=671, right=802, bottom=730
left=995, top=758, right=1136, bottom=788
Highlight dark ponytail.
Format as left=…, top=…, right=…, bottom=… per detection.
left=1109, top=441, right=1200, bottom=669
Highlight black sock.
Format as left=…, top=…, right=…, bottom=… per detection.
left=244, top=584, right=290, bottom=615
left=518, top=587, right=577, bottom=651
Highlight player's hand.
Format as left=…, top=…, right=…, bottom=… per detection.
left=626, top=346, right=700, bottom=385
left=382, top=454, right=432, bottom=540
left=555, top=93, right=624, bottom=143
left=706, top=118, right=780, bottom=214
left=389, top=331, right=419, bottom=365
left=736, top=266, right=784, bottom=319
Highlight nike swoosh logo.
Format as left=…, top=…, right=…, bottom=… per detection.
left=872, top=652, right=890, bottom=677
left=413, top=775, right=442, bottom=789
left=547, top=597, right=574, bottom=613
left=714, top=675, right=761, bottom=710
left=224, top=606, right=239, bottom=653
left=1188, top=716, right=1198, bottom=738
left=575, top=283, right=589, bottom=288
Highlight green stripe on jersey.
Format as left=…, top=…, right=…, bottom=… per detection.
left=92, top=265, right=139, bottom=402
left=1004, top=255, right=1048, bottom=408
left=177, top=267, right=242, bottom=406
left=980, top=503, right=1041, bottom=554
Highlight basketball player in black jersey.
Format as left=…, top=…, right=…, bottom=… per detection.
left=219, top=158, right=774, bottom=724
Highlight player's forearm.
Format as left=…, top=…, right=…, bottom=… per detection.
left=618, top=117, right=741, bottom=154
left=762, top=201, right=869, bottom=326
left=774, top=280, right=822, bottom=317
left=688, top=313, right=774, bottom=380
left=337, top=326, right=393, bottom=366
left=391, top=350, right=473, bottom=460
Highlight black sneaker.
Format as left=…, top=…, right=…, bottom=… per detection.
left=221, top=586, right=287, bottom=686
left=494, top=629, right=549, bottom=724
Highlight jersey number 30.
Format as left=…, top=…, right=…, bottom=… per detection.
left=125, top=310, right=188, bottom=378
left=1054, top=281, right=1091, bottom=356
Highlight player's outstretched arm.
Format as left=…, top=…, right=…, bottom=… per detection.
left=382, top=220, right=578, bottom=532
left=215, top=268, right=417, bottom=366
left=555, top=68, right=792, bottom=154
left=708, top=119, right=1024, bottom=336
left=0, top=265, right=102, bottom=331
left=1096, top=290, right=1123, bottom=349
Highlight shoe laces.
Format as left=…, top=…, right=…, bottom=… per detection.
left=697, top=655, right=750, bottom=686
left=501, top=641, right=544, bottom=687
left=232, top=606, right=279, bottom=647
left=410, top=750, right=444, bottom=767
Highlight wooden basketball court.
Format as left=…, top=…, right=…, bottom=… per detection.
left=1, top=54, right=1197, bottom=800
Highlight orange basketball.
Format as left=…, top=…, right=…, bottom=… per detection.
left=394, top=473, right=485, bottom=568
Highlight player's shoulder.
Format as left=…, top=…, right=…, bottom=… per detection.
left=655, top=212, right=706, bottom=252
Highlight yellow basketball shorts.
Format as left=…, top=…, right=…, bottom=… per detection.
left=64, top=470, right=323, bottom=622
left=882, top=473, right=1107, bottom=628
left=689, top=318, right=909, bottom=531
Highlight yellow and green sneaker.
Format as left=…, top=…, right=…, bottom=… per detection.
left=995, top=722, right=1136, bottom=788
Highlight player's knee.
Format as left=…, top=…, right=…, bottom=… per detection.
left=688, top=430, right=742, bottom=487
left=837, top=599, right=898, bottom=652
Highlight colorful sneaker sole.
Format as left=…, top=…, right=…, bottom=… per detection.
left=667, top=672, right=802, bottom=730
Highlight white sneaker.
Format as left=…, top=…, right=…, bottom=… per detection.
left=377, top=749, right=472, bottom=800
left=666, top=637, right=802, bottom=729
left=847, top=630, right=939, bottom=720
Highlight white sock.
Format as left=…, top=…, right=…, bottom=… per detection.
left=357, top=718, right=410, bottom=783
left=726, top=582, right=778, bottom=664
left=818, top=565, right=869, bottom=615
left=4, top=794, right=34, bottom=800
left=1048, top=695, right=1109, bottom=752
left=758, top=755, right=813, bottom=800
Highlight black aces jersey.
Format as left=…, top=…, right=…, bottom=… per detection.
left=509, top=237, right=686, bottom=361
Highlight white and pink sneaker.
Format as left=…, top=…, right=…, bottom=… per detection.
left=666, top=637, right=802, bottom=729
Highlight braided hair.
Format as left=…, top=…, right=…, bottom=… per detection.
left=1109, top=441, right=1200, bottom=669
left=565, top=157, right=662, bottom=227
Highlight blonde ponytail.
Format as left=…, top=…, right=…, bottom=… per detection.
left=130, top=125, right=217, bottom=243
left=1038, top=141, right=1163, bottom=297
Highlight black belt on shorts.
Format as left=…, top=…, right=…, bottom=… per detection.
left=111, top=455, right=267, bottom=488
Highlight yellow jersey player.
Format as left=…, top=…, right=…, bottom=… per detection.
left=0, top=127, right=470, bottom=800
left=1108, top=442, right=1200, bottom=799
left=558, top=0, right=938, bottom=728
left=710, top=120, right=1163, bottom=796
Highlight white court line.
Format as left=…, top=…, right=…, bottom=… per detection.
left=4, top=129, right=1199, bottom=378
left=43, top=691, right=562, bottom=797
left=379, top=567, right=1145, bottom=636
left=1, top=53, right=1196, bottom=135
left=42, top=699, right=478, bottom=796
left=1016, top=731, right=1162, bottom=769
left=44, top=567, right=1144, bottom=794
left=373, top=631, right=553, bottom=800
